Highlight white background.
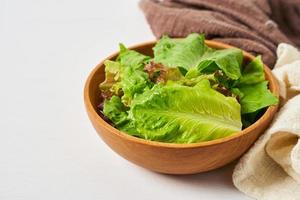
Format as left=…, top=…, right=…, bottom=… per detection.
left=0, top=0, right=252, bottom=199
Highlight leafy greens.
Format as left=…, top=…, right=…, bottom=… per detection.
left=99, top=33, right=278, bottom=143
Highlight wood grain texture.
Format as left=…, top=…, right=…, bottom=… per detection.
left=84, top=40, right=279, bottom=174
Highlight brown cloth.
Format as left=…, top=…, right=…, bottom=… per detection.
left=139, top=0, right=300, bottom=67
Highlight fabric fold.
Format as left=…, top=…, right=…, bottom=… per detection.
left=139, top=0, right=300, bottom=67
left=232, top=44, right=300, bottom=200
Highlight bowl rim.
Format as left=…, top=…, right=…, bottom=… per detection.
left=84, top=40, right=279, bottom=149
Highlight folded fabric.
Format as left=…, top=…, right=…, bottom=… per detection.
left=232, top=44, right=300, bottom=200
left=139, top=0, right=300, bottom=67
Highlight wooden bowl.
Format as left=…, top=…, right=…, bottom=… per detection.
left=84, top=40, right=279, bottom=174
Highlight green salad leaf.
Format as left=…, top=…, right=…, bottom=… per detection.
left=117, top=45, right=152, bottom=104
left=239, top=81, right=278, bottom=114
left=239, top=56, right=265, bottom=85
left=153, top=33, right=207, bottom=70
left=100, top=45, right=152, bottom=105
left=103, top=95, right=129, bottom=127
left=129, top=80, right=242, bottom=143
left=117, top=43, right=151, bottom=69
left=103, top=96, right=139, bottom=136
left=119, top=66, right=152, bottom=105
left=178, top=74, right=216, bottom=87
left=100, top=60, right=122, bottom=96
left=196, top=48, right=243, bottom=80
left=232, top=56, right=278, bottom=114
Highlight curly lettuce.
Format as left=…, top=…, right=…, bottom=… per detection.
left=100, top=44, right=152, bottom=105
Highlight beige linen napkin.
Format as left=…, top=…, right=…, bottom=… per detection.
left=233, top=44, right=300, bottom=200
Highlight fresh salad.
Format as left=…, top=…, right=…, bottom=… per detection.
left=98, top=34, right=278, bottom=144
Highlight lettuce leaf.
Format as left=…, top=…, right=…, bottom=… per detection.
left=103, top=96, right=139, bottom=135
left=117, top=45, right=153, bottom=104
left=120, top=66, right=152, bottom=105
left=117, top=43, right=151, bottom=70
left=239, top=56, right=265, bottom=85
left=103, top=96, right=129, bottom=126
left=129, top=79, right=242, bottom=143
left=100, top=45, right=152, bottom=104
left=239, top=81, right=278, bottom=114
left=177, top=74, right=216, bottom=87
left=99, top=60, right=122, bottom=97
left=231, top=56, right=278, bottom=114
left=196, top=48, right=243, bottom=80
left=153, top=34, right=207, bottom=70
left=144, top=62, right=184, bottom=83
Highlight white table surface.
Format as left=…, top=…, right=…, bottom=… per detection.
left=0, top=0, right=253, bottom=199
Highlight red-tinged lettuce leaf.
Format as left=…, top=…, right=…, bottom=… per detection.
left=100, top=45, right=153, bottom=105
left=144, top=61, right=183, bottom=83
left=99, top=60, right=122, bottom=99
